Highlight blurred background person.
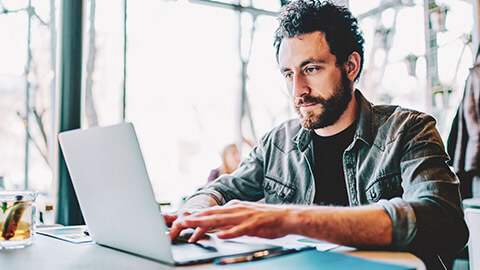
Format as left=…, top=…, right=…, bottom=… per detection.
left=206, top=139, right=254, bottom=185
left=207, top=143, right=241, bottom=184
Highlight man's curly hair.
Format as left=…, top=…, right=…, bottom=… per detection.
left=274, top=0, right=365, bottom=81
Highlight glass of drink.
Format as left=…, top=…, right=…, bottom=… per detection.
left=0, top=190, right=38, bottom=249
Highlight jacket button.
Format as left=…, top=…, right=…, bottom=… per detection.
left=265, top=185, right=271, bottom=191
left=279, top=192, right=285, bottom=199
left=346, top=163, right=354, bottom=169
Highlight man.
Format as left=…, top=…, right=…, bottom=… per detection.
left=167, top=0, right=468, bottom=267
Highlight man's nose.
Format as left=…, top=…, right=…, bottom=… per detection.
left=292, top=73, right=309, bottom=98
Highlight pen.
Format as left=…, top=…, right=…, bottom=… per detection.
left=214, top=250, right=270, bottom=264
left=213, top=247, right=312, bottom=265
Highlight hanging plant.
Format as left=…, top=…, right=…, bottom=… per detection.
left=404, top=54, right=418, bottom=77
left=374, top=26, right=393, bottom=50
left=429, top=3, right=449, bottom=32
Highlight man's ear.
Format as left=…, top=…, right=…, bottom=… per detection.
left=344, top=51, right=361, bottom=81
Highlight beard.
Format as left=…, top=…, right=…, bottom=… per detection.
left=294, top=69, right=353, bottom=130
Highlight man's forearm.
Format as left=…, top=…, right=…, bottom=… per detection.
left=288, top=205, right=392, bottom=247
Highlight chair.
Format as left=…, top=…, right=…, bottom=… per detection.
left=465, top=208, right=480, bottom=270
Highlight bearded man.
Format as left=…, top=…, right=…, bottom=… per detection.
left=167, top=1, right=468, bottom=268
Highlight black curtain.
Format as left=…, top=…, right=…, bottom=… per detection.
left=56, top=0, right=85, bottom=225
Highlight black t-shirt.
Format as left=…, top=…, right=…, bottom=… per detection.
left=312, top=121, right=357, bottom=206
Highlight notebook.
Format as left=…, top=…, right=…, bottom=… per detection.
left=58, top=122, right=279, bottom=265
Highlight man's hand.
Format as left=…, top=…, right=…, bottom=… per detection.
left=169, top=210, right=209, bottom=242
left=166, top=194, right=219, bottom=241
left=169, top=200, right=392, bottom=247
left=170, top=200, right=297, bottom=242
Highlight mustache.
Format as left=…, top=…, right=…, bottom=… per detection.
left=294, top=95, right=327, bottom=107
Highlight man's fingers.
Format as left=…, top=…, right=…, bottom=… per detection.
left=169, top=202, right=270, bottom=241
left=189, top=201, right=267, bottom=218
left=168, top=209, right=198, bottom=241
left=163, top=214, right=178, bottom=225
left=216, top=222, right=254, bottom=239
left=217, top=225, right=235, bottom=231
left=194, top=207, right=239, bottom=217
left=181, top=213, right=246, bottom=228
left=188, top=227, right=210, bottom=243
left=169, top=221, right=185, bottom=241
left=193, top=203, right=257, bottom=217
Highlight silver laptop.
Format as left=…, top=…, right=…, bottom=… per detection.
left=58, top=122, right=279, bottom=265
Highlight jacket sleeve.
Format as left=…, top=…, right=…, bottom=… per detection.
left=378, top=112, right=469, bottom=255
left=189, top=136, right=268, bottom=205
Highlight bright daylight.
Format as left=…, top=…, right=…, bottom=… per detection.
left=0, top=0, right=479, bottom=269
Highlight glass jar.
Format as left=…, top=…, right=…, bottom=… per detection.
left=0, top=190, right=38, bottom=249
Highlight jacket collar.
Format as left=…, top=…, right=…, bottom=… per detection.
left=354, top=89, right=375, bottom=147
left=292, top=89, right=375, bottom=152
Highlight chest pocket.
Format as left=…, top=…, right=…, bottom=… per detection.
left=365, top=172, right=403, bottom=203
left=264, top=176, right=296, bottom=204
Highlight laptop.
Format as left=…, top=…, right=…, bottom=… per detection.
left=58, top=122, right=280, bottom=265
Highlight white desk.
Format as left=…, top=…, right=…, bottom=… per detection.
left=0, top=234, right=426, bottom=269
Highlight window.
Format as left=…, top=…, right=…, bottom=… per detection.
left=350, top=0, right=474, bottom=138
left=1, top=0, right=475, bottom=212
left=83, top=1, right=290, bottom=206
left=86, top=0, right=477, bottom=207
left=0, top=1, right=58, bottom=207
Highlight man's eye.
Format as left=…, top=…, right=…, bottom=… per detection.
left=305, top=67, right=318, bottom=73
left=284, top=73, right=293, bottom=79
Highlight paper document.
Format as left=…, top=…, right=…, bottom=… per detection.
left=37, top=225, right=92, bottom=244
left=231, top=234, right=339, bottom=251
